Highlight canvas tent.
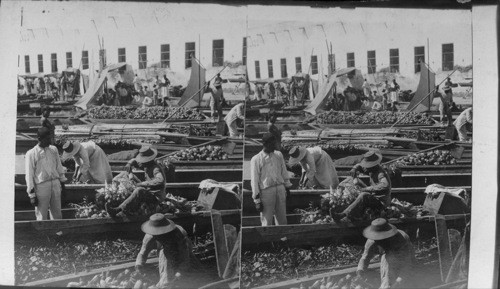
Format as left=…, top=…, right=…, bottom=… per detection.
left=178, top=57, right=206, bottom=108
left=303, top=68, right=364, bottom=115
left=406, top=62, right=435, bottom=113
left=74, top=63, right=134, bottom=109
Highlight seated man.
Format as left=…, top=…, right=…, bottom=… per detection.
left=106, top=146, right=166, bottom=217
left=357, top=218, right=415, bottom=289
left=332, top=151, right=391, bottom=221
left=136, top=214, right=200, bottom=288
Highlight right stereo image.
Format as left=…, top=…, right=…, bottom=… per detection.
left=241, top=5, right=472, bottom=289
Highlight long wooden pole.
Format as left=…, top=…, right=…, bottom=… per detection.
left=161, top=65, right=228, bottom=123
left=390, top=68, right=458, bottom=128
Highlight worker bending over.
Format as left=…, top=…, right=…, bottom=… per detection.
left=454, top=107, right=472, bottom=142
left=62, top=140, right=113, bottom=184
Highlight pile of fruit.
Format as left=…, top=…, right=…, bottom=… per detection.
left=307, top=111, right=434, bottom=125
left=55, top=137, right=142, bottom=151
left=87, top=106, right=204, bottom=120
left=166, top=145, right=228, bottom=162
left=281, top=141, right=388, bottom=158
left=395, top=150, right=457, bottom=166
left=399, top=129, right=445, bottom=142
left=65, top=270, right=158, bottom=288
left=170, top=125, right=215, bottom=137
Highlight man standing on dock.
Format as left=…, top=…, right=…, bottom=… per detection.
left=25, top=127, right=67, bottom=220
left=357, top=218, right=415, bottom=289
left=136, top=214, right=199, bottom=288
left=251, top=133, right=292, bottom=226
left=332, top=151, right=391, bottom=222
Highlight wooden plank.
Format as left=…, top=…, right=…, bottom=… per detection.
left=211, top=210, right=230, bottom=278
left=434, top=214, right=453, bottom=282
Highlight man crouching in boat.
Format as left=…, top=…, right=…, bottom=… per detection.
left=332, top=151, right=391, bottom=222
left=136, top=213, right=200, bottom=288
left=106, top=146, right=166, bottom=217
left=357, top=218, right=415, bottom=289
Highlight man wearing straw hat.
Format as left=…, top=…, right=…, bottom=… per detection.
left=332, top=151, right=391, bottom=222
left=25, top=127, right=67, bottom=220
left=136, top=213, right=199, bottom=288
left=62, top=140, right=113, bottom=184
left=251, top=133, right=292, bottom=226
left=106, top=146, right=166, bottom=217
left=288, top=146, right=339, bottom=192
left=357, top=218, right=415, bottom=288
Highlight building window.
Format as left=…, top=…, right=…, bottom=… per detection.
left=295, top=57, right=302, bottom=73
left=138, top=46, right=147, bottom=69
left=118, top=48, right=126, bottom=63
left=51, top=53, right=58, bottom=73
left=160, top=45, right=169, bottom=68
left=367, top=50, right=376, bottom=74
left=24, top=55, right=30, bottom=74
left=185, top=42, right=196, bottom=69
left=66, top=52, right=72, bottom=68
left=267, top=60, right=274, bottom=78
left=414, top=46, right=425, bottom=73
left=389, top=49, right=399, bottom=73
left=242, top=37, right=247, bottom=66
left=82, top=51, right=89, bottom=70
left=255, top=61, right=261, bottom=79
left=328, top=54, right=335, bottom=73
left=311, top=55, right=318, bottom=75
left=280, top=58, right=287, bottom=78
left=347, top=53, right=355, bottom=67
left=38, top=54, right=44, bottom=73
left=99, top=49, right=107, bottom=68
left=212, top=39, right=224, bottom=67
left=442, top=43, right=454, bottom=71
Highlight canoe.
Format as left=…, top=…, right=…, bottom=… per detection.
left=241, top=186, right=471, bottom=215
left=241, top=214, right=469, bottom=248
left=15, top=209, right=241, bottom=237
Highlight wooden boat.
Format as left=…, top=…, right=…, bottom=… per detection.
left=241, top=214, right=469, bottom=248
left=15, top=209, right=241, bottom=237
left=241, top=186, right=471, bottom=216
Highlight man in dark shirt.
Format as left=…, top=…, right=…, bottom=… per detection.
left=332, top=151, right=391, bottom=221
left=40, top=107, right=55, bottom=145
left=106, top=146, right=166, bottom=217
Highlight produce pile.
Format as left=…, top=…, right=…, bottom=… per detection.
left=170, top=125, right=215, bottom=137
left=242, top=238, right=439, bottom=288
left=87, top=106, right=205, bottom=120
left=281, top=141, right=388, bottom=158
left=166, top=145, right=228, bottom=162
left=399, top=129, right=445, bottom=142
left=72, top=174, right=204, bottom=219
left=394, top=150, right=457, bottom=166
left=55, top=136, right=144, bottom=151
left=295, top=178, right=429, bottom=224
left=16, top=232, right=215, bottom=284
left=241, top=244, right=363, bottom=288
left=305, top=111, right=434, bottom=125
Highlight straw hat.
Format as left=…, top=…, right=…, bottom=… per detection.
left=62, top=141, right=82, bottom=159
left=362, top=218, right=398, bottom=240
left=141, top=213, right=177, bottom=235
left=288, top=146, right=307, bottom=166
left=359, top=151, right=382, bottom=168
left=135, top=146, right=158, bottom=164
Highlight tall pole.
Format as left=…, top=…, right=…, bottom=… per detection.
left=199, top=34, right=202, bottom=106
left=427, top=38, right=431, bottom=112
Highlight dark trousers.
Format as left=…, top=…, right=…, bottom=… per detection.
left=342, top=192, right=385, bottom=219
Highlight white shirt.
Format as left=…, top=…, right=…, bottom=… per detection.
left=224, top=103, right=245, bottom=124
left=25, top=145, right=67, bottom=197
left=453, top=108, right=472, bottom=129
left=250, top=150, right=292, bottom=199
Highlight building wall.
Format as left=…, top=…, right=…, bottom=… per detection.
left=247, top=8, right=472, bottom=90
left=17, top=2, right=247, bottom=85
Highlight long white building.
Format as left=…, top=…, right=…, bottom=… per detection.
left=16, top=2, right=248, bottom=85
left=247, top=7, right=472, bottom=90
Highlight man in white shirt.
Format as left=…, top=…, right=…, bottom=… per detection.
left=250, top=133, right=292, bottom=226
left=224, top=102, right=245, bottom=138
left=454, top=107, right=472, bottom=142
left=25, top=127, right=67, bottom=220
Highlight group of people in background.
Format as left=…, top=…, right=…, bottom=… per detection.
left=253, top=74, right=310, bottom=106
left=18, top=73, right=79, bottom=101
